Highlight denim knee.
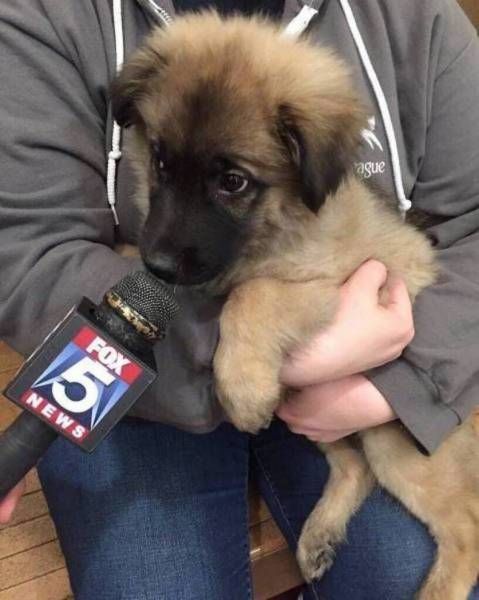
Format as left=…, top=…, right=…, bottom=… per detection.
left=39, top=420, right=252, bottom=600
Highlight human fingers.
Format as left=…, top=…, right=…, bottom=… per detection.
left=277, top=392, right=359, bottom=441
left=380, top=275, right=415, bottom=351
left=343, top=259, right=388, bottom=302
left=277, top=376, right=396, bottom=432
left=0, top=478, right=26, bottom=524
left=276, top=381, right=354, bottom=431
left=383, top=275, right=414, bottom=320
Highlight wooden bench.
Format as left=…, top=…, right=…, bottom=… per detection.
left=0, top=341, right=302, bottom=599
left=460, top=0, right=479, bottom=29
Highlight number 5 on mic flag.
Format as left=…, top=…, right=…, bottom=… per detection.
left=4, top=299, right=156, bottom=452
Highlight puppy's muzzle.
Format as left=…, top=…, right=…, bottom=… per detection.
left=144, top=248, right=219, bottom=285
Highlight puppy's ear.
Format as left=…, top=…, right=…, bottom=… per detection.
left=110, top=47, right=167, bottom=127
left=278, top=99, right=365, bottom=213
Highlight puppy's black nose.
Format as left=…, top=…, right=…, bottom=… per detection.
left=144, top=248, right=216, bottom=284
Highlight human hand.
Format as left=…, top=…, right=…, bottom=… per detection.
left=0, top=478, right=26, bottom=524
left=276, top=374, right=396, bottom=442
left=280, top=260, right=414, bottom=388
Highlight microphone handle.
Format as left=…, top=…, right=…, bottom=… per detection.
left=0, top=412, right=58, bottom=499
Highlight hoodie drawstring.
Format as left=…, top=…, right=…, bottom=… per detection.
left=108, top=0, right=172, bottom=226
left=107, top=0, right=125, bottom=226
left=337, top=0, right=411, bottom=218
left=282, top=4, right=318, bottom=37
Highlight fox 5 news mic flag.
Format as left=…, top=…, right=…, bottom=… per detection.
left=1, top=271, right=179, bottom=490
left=5, top=299, right=156, bottom=452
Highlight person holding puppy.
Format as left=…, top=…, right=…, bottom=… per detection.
left=1, top=1, right=478, bottom=599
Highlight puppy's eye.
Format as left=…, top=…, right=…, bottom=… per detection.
left=219, top=171, right=249, bottom=194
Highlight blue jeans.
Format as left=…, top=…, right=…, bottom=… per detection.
left=38, top=418, right=479, bottom=600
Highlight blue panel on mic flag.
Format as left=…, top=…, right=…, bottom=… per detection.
left=4, top=300, right=156, bottom=452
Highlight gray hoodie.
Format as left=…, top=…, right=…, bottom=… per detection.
left=0, top=0, right=478, bottom=453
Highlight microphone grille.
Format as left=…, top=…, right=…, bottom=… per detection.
left=108, top=271, right=179, bottom=337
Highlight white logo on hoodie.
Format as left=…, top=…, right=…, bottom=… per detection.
left=361, top=116, right=383, bottom=151
left=355, top=116, right=386, bottom=179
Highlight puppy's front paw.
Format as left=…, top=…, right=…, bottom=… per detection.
left=214, top=341, right=282, bottom=433
left=297, top=529, right=336, bottom=583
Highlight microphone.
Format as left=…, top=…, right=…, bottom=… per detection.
left=0, top=271, right=179, bottom=499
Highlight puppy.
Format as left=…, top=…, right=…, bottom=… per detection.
left=111, top=12, right=479, bottom=599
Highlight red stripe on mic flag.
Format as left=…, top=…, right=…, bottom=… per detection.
left=119, top=362, right=142, bottom=384
left=73, top=326, right=98, bottom=351
left=72, top=325, right=143, bottom=384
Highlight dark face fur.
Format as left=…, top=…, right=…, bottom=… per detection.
left=139, top=136, right=270, bottom=285
left=110, top=14, right=365, bottom=287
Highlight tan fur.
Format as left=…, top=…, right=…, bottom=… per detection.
left=116, top=13, right=479, bottom=598
left=115, top=243, right=140, bottom=258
